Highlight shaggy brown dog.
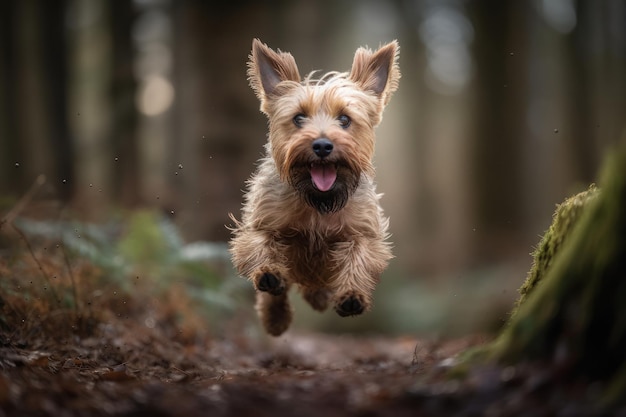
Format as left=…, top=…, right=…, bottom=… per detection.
left=230, top=39, right=400, bottom=336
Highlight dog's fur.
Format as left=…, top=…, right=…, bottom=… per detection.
left=229, top=39, right=400, bottom=336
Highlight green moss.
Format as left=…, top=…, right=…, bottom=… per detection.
left=515, top=184, right=599, bottom=311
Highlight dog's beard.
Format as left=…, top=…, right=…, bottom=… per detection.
left=289, top=163, right=360, bottom=214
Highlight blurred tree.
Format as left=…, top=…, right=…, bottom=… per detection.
left=40, top=0, right=75, bottom=201
left=171, top=0, right=342, bottom=241
left=67, top=0, right=116, bottom=219
left=0, top=1, right=25, bottom=199
left=110, top=0, right=140, bottom=207
left=171, top=1, right=269, bottom=241
left=0, top=1, right=75, bottom=203
left=563, top=0, right=596, bottom=183
left=467, top=2, right=529, bottom=262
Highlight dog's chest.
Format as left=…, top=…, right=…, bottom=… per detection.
left=278, top=230, right=344, bottom=285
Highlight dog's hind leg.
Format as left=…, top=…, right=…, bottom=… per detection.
left=301, top=287, right=331, bottom=312
left=255, top=290, right=293, bottom=336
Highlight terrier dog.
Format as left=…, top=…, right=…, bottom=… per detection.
left=229, top=39, right=399, bottom=336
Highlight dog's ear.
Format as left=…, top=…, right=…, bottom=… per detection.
left=248, top=39, right=301, bottom=103
left=349, top=41, right=400, bottom=106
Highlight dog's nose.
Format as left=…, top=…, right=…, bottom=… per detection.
left=312, top=138, right=333, bottom=158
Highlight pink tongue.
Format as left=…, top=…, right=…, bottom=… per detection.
left=310, top=165, right=337, bottom=192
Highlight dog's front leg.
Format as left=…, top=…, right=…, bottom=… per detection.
left=329, top=236, right=391, bottom=317
left=230, top=228, right=293, bottom=335
left=230, top=228, right=290, bottom=293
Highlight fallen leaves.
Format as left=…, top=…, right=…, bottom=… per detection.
left=1, top=219, right=624, bottom=416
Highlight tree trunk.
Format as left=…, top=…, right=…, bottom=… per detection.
left=110, top=0, right=140, bottom=207
left=40, top=0, right=75, bottom=201
left=492, top=143, right=626, bottom=405
left=0, top=1, right=26, bottom=198
left=467, top=2, right=528, bottom=262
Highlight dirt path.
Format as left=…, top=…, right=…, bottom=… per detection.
left=1, top=322, right=489, bottom=417
left=0, top=303, right=612, bottom=417
left=0, top=220, right=495, bottom=416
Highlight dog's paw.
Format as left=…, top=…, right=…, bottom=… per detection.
left=256, top=272, right=286, bottom=296
left=334, top=293, right=365, bottom=317
left=302, top=288, right=331, bottom=311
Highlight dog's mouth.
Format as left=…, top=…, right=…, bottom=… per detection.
left=289, top=160, right=359, bottom=213
left=310, top=163, right=337, bottom=192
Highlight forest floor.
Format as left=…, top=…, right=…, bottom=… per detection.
left=0, top=324, right=487, bottom=417
left=0, top=216, right=620, bottom=416
left=1, top=289, right=614, bottom=417
left=2, top=323, right=618, bottom=417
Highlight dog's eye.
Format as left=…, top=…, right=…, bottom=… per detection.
left=337, top=115, right=351, bottom=128
left=293, top=114, right=306, bottom=128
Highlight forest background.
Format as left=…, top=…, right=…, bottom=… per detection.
left=1, top=0, right=625, bottom=336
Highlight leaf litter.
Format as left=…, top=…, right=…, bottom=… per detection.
left=0, top=212, right=623, bottom=416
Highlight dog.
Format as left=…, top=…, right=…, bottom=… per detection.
left=229, top=38, right=399, bottom=336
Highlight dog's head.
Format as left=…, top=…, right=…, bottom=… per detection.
left=248, top=39, right=400, bottom=213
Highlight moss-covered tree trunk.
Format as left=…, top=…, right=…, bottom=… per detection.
left=491, top=143, right=626, bottom=404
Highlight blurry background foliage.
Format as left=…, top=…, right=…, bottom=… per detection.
left=1, top=0, right=625, bottom=336
left=13, top=211, right=240, bottom=309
